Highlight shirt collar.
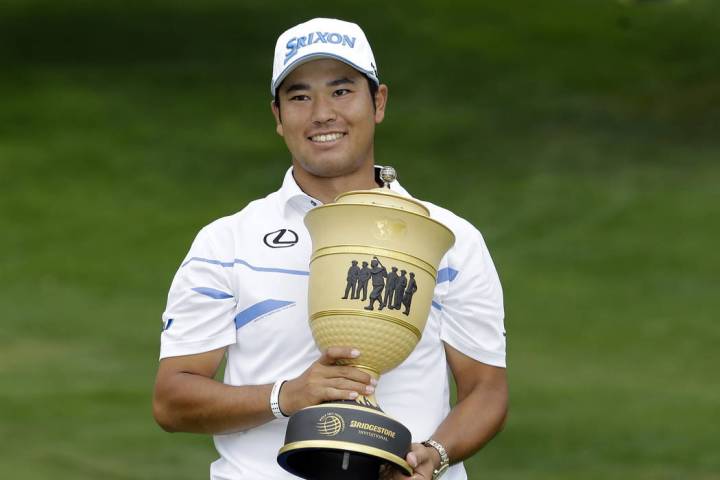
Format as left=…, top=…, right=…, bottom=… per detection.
left=278, top=167, right=322, bottom=214
left=277, top=166, right=412, bottom=215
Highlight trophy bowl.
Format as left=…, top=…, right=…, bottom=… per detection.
left=277, top=175, right=455, bottom=480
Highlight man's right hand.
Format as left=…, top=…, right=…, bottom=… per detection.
left=279, top=347, right=377, bottom=416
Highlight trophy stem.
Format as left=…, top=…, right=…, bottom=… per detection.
left=353, top=393, right=380, bottom=410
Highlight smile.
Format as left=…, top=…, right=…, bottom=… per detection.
left=309, top=132, right=346, bottom=143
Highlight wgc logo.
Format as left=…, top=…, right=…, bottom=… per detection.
left=316, top=412, right=345, bottom=436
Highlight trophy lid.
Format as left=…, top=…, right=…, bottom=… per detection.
left=333, top=166, right=430, bottom=216
left=334, top=190, right=430, bottom=217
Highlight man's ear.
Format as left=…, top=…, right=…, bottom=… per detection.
left=374, top=84, right=388, bottom=124
left=271, top=100, right=283, bottom=136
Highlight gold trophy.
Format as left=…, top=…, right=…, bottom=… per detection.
left=277, top=167, right=455, bottom=479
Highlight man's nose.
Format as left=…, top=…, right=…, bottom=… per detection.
left=311, top=95, right=336, bottom=124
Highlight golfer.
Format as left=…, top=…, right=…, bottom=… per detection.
left=154, top=17, right=507, bottom=480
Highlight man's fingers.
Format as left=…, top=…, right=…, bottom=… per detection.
left=327, top=366, right=374, bottom=385
left=318, top=346, right=360, bottom=365
left=323, top=387, right=362, bottom=402
left=406, top=442, right=430, bottom=468
left=330, top=378, right=375, bottom=396
left=404, top=443, right=437, bottom=479
left=317, top=349, right=374, bottom=386
left=379, top=445, right=431, bottom=480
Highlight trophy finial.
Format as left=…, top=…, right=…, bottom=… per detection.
left=379, top=166, right=396, bottom=189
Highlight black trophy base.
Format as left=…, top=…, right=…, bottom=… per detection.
left=277, top=401, right=412, bottom=480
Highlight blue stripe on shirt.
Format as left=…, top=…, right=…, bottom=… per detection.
left=192, top=287, right=234, bottom=299
left=234, top=299, right=295, bottom=329
left=182, top=257, right=309, bottom=277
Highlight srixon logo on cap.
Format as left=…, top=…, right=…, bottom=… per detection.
left=285, top=32, right=357, bottom=64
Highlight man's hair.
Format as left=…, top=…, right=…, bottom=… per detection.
left=274, top=74, right=379, bottom=117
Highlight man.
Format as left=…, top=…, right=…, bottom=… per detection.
left=384, top=266, right=399, bottom=309
left=342, top=260, right=360, bottom=299
left=153, top=17, right=507, bottom=480
left=402, top=272, right=417, bottom=316
left=394, top=269, right=408, bottom=311
left=356, top=260, right=371, bottom=300
left=365, top=256, right=388, bottom=311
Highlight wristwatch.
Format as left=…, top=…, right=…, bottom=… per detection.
left=422, top=439, right=449, bottom=479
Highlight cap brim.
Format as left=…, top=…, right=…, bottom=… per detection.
left=271, top=53, right=379, bottom=96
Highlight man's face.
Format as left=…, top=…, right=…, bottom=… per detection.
left=272, top=58, right=388, bottom=179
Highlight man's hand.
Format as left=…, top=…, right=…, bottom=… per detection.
left=152, top=346, right=377, bottom=435
left=379, top=443, right=440, bottom=480
left=279, top=347, right=376, bottom=416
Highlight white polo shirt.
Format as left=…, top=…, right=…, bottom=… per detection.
left=160, top=167, right=506, bottom=480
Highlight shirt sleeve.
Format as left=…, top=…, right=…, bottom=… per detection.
left=439, top=224, right=506, bottom=368
left=159, top=225, right=238, bottom=359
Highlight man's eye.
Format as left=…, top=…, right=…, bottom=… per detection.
left=333, top=89, right=351, bottom=97
left=289, top=94, right=310, bottom=101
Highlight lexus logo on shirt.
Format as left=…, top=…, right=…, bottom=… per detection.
left=263, top=229, right=299, bottom=248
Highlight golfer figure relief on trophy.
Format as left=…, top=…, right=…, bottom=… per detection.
left=277, top=166, right=455, bottom=480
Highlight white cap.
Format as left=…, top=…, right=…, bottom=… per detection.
left=271, top=18, right=379, bottom=96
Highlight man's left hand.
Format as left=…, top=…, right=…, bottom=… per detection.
left=379, top=442, right=440, bottom=479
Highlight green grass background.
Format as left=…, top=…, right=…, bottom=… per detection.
left=1, top=0, right=719, bottom=478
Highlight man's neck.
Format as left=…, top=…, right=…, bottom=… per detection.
left=291, top=164, right=380, bottom=204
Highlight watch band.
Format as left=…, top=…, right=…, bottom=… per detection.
left=270, top=379, right=288, bottom=419
left=422, top=438, right=449, bottom=479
